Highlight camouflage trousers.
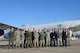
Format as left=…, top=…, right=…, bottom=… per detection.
left=8, top=38, right=14, bottom=49
left=27, top=38, right=33, bottom=48
left=15, top=38, right=21, bottom=48
left=34, top=38, right=39, bottom=47
left=40, top=40, right=45, bottom=47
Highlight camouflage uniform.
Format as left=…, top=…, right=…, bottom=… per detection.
left=46, top=32, right=50, bottom=46
left=27, top=31, right=33, bottom=48
left=34, top=31, right=39, bottom=47
left=57, top=31, right=63, bottom=46
left=14, top=30, right=21, bottom=48
left=20, top=30, right=25, bottom=48
left=8, top=31, right=15, bottom=49
left=40, top=32, right=45, bottom=47
left=67, top=31, right=70, bottom=46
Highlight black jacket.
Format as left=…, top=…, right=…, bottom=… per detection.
left=32, top=32, right=34, bottom=41
left=50, top=32, right=57, bottom=40
left=62, top=31, right=67, bottom=39
left=24, top=31, right=28, bottom=40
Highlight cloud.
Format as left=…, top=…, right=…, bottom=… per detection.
left=31, top=20, right=80, bottom=29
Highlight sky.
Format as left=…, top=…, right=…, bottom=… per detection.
left=0, top=0, right=80, bottom=27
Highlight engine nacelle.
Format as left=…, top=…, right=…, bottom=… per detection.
left=0, top=29, right=4, bottom=36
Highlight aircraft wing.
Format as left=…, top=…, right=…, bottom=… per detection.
left=0, top=23, right=18, bottom=30
left=0, top=23, right=23, bottom=39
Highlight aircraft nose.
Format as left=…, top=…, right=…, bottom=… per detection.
left=0, top=29, right=4, bottom=36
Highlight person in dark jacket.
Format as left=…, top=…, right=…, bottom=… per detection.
left=50, top=29, right=57, bottom=47
left=24, top=30, right=28, bottom=48
left=62, top=28, right=67, bottom=46
left=32, top=28, right=35, bottom=47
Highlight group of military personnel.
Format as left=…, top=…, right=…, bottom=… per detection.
left=8, top=27, right=72, bottom=49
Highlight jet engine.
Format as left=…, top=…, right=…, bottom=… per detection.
left=0, top=29, right=4, bottom=36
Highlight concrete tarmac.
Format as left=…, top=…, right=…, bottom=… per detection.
left=0, top=39, right=80, bottom=53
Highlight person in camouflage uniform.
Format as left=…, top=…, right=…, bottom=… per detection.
left=20, top=29, right=25, bottom=48
left=27, top=29, right=33, bottom=48
left=67, top=29, right=71, bottom=46
left=14, top=28, right=21, bottom=48
left=8, top=28, right=15, bottom=49
left=46, top=30, right=50, bottom=47
left=40, top=30, right=45, bottom=47
left=57, top=28, right=63, bottom=46
left=34, top=29, right=39, bottom=47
